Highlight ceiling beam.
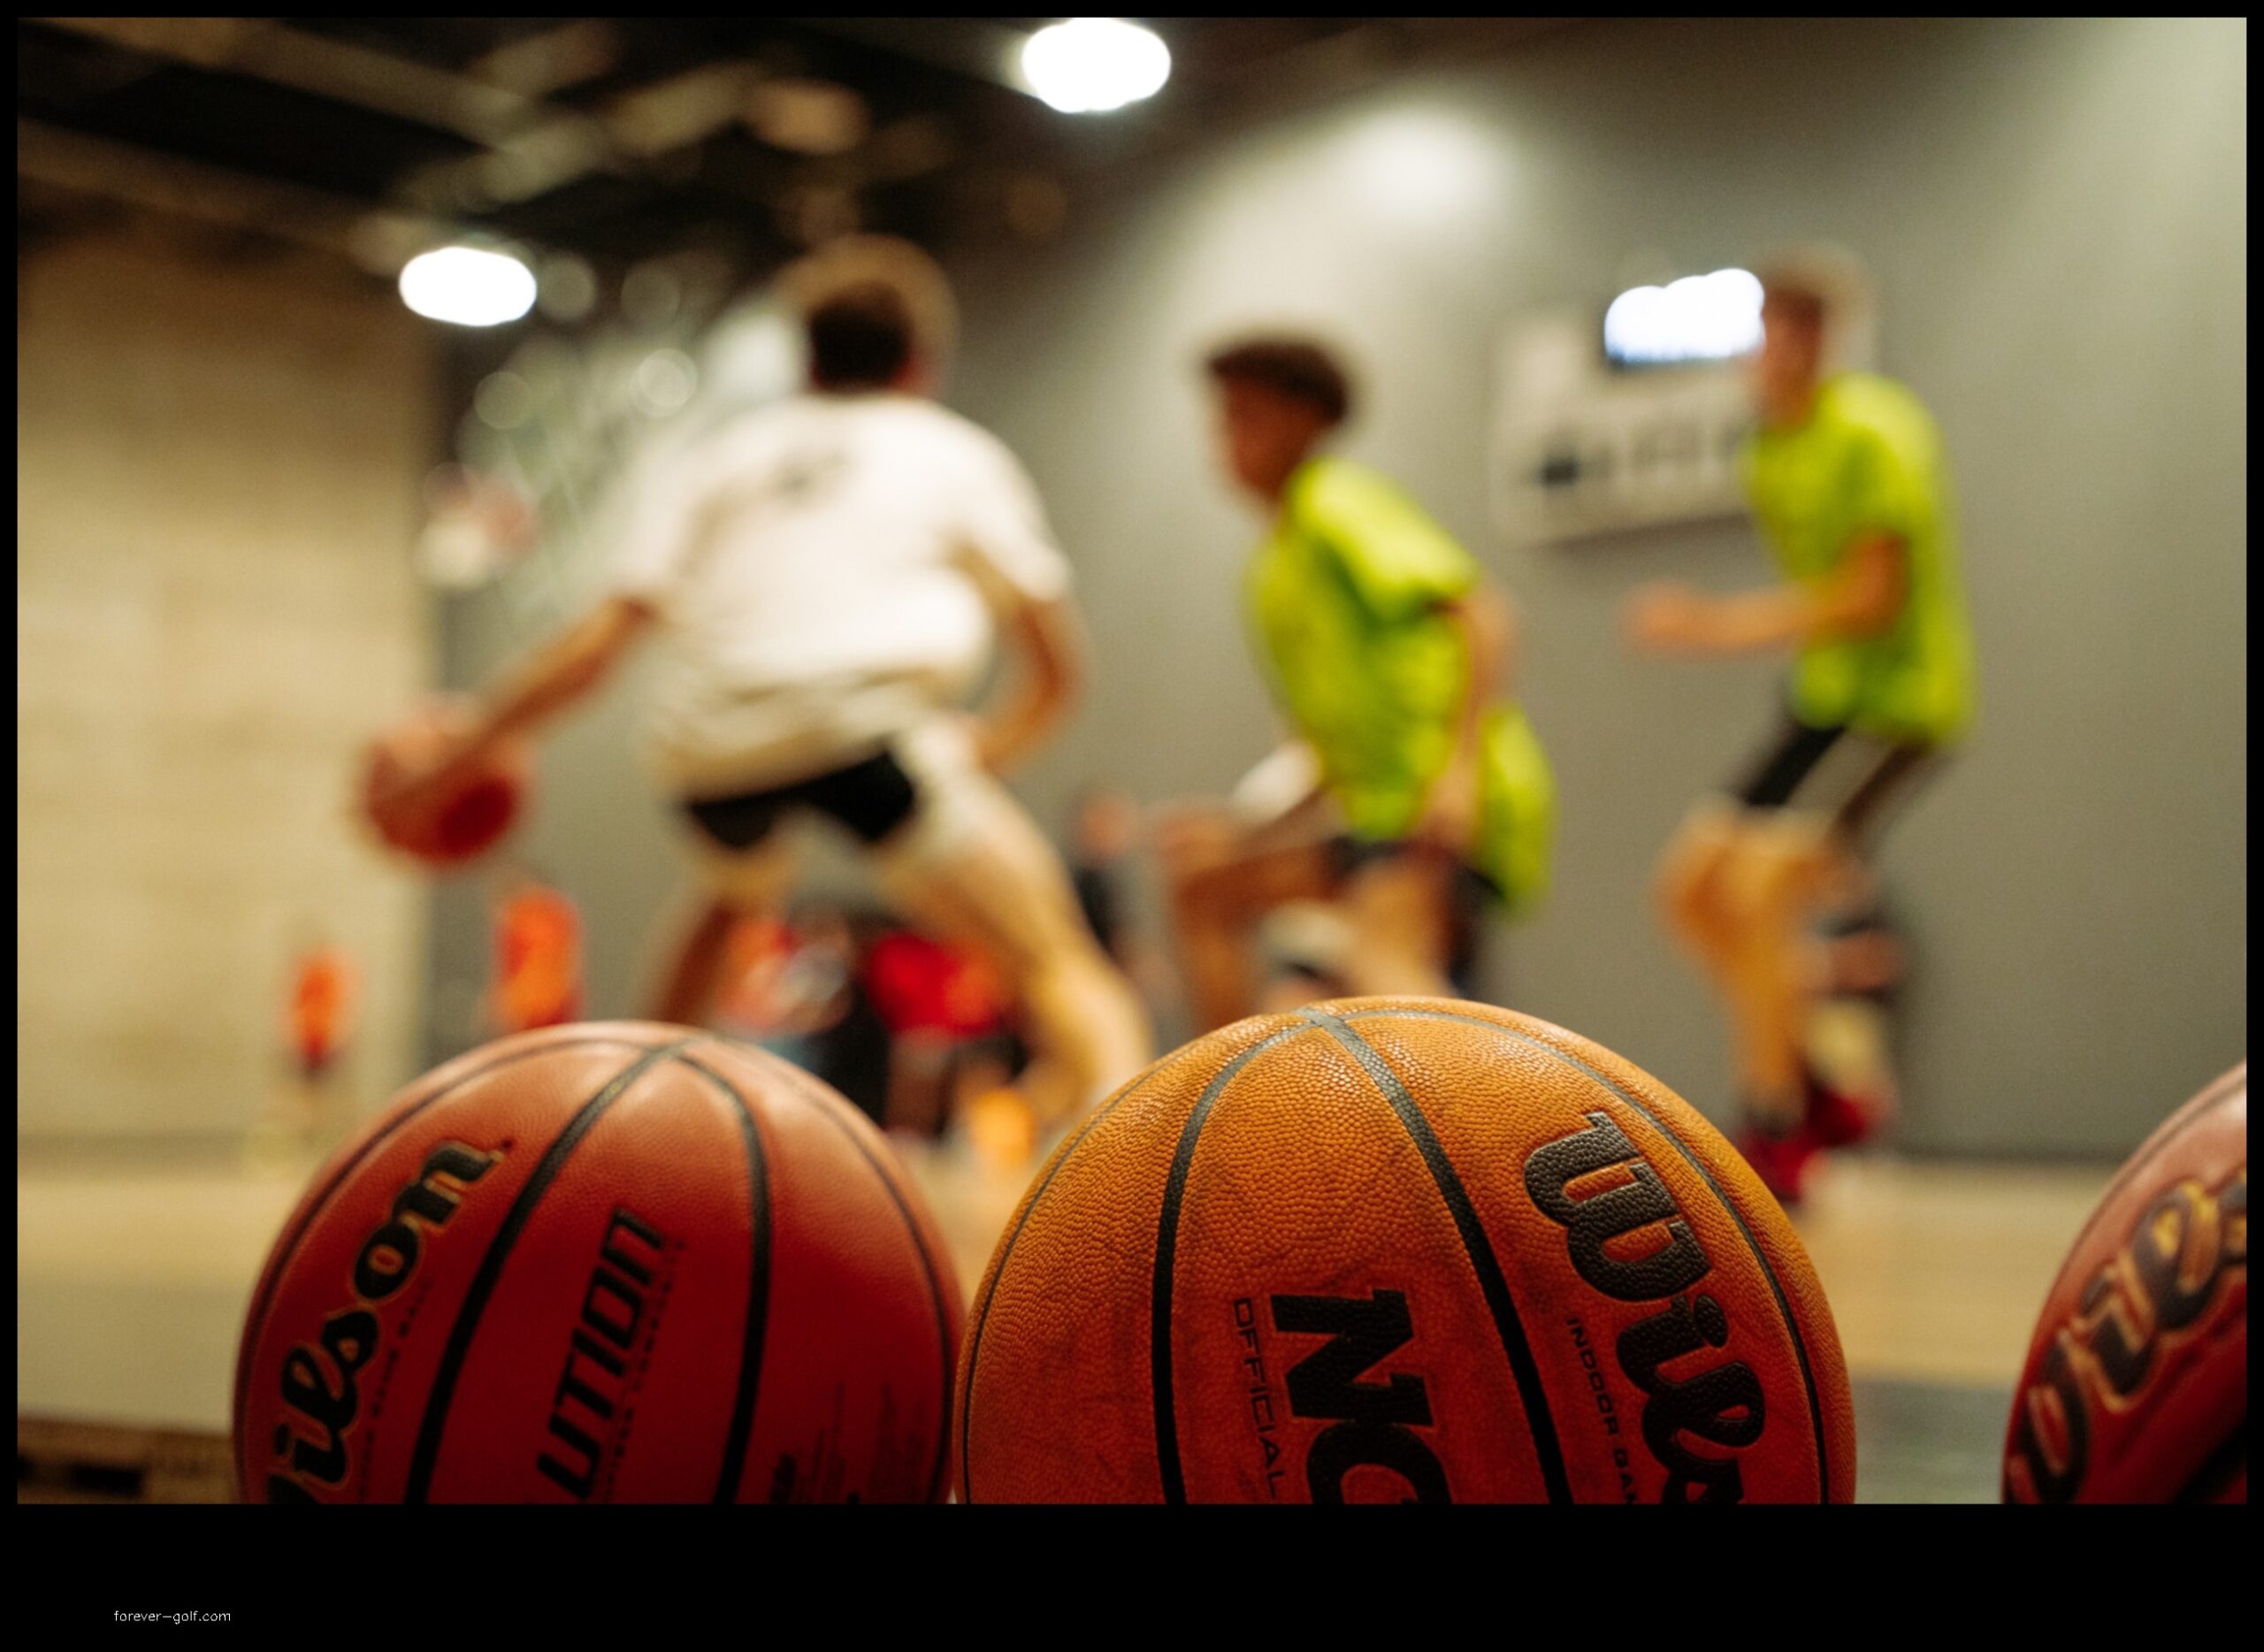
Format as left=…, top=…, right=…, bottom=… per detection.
left=16, top=117, right=440, bottom=268
left=785, top=17, right=1036, bottom=96
left=24, top=19, right=796, bottom=251
left=30, top=18, right=544, bottom=146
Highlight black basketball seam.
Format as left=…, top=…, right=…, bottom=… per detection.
left=958, top=1050, right=1198, bottom=1503
left=1344, top=1006, right=1833, bottom=1503
left=230, top=1033, right=656, bottom=1495
left=402, top=1037, right=695, bottom=1503
left=1151, top=1024, right=1314, bottom=1505
left=1299, top=1008, right=1574, bottom=1505
left=665, top=1051, right=775, bottom=1505
left=2172, top=1418, right=2247, bottom=1504
left=716, top=1047, right=956, bottom=1505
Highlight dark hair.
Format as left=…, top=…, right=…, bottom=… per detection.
left=1757, top=246, right=1866, bottom=335
left=807, top=280, right=915, bottom=389
left=1759, top=281, right=1828, bottom=333
left=1204, top=336, right=1352, bottom=426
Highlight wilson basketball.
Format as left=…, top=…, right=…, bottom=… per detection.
left=958, top=997, right=1854, bottom=1503
left=2003, top=1063, right=2246, bottom=1503
left=361, top=696, right=530, bottom=868
left=234, top=1023, right=961, bottom=1503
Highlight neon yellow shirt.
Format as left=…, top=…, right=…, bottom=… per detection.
left=1741, top=372, right=1976, bottom=746
left=1244, top=456, right=1555, bottom=912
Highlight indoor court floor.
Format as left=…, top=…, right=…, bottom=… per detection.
left=17, top=1142, right=2107, bottom=1503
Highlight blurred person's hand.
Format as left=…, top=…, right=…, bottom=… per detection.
left=1624, top=581, right=1716, bottom=653
left=362, top=695, right=489, bottom=822
left=1152, top=801, right=1241, bottom=881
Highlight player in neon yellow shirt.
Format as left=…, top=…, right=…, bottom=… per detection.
left=1162, top=337, right=1555, bottom=1031
left=1626, top=250, right=1974, bottom=1201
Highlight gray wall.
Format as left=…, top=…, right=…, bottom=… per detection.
left=934, top=16, right=2247, bottom=1155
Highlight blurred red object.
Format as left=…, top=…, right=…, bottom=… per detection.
left=361, top=695, right=530, bottom=868
left=285, top=944, right=358, bottom=1077
left=862, top=929, right=1006, bottom=1038
left=2003, top=1063, right=2246, bottom=1503
left=492, top=880, right=584, bottom=1033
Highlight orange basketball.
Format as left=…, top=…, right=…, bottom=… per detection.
left=958, top=997, right=1854, bottom=1503
left=2003, top=1062, right=2246, bottom=1503
left=234, top=1023, right=961, bottom=1503
left=361, top=696, right=530, bottom=868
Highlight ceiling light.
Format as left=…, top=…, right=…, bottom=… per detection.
left=1020, top=19, right=1170, bottom=115
left=399, top=245, right=537, bottom=328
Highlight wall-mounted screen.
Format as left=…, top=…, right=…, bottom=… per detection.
left=1602, top=267, right=1763, bottom=371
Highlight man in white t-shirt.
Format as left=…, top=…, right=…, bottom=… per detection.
left=373, top=237, right=1151, bottom=1123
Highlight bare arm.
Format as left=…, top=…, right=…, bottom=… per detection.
left=481, top=596, right=657, bottom=743
left=970, top=591, right=1085, bottom=775
left=1412, top=582, right=1516, bottom=847
left=389, top=596, right=657, bottom=802
left=1627, top=532, right=1907, bottom=655
left=1446, top=583, right=1515, bottom=746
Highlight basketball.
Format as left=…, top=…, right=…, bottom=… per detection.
left=957, top=996, right=1855, bottom=1503
left=2003, top=1063, right=2246, bottom=1503
left=361, top=696, right=531, bottom=868
left=233, top=1023, right=962, bottom=1503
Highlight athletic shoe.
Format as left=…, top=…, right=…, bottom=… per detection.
left=1737, top=1124, right=1819, bottom=1207
left=1802, top=1069, right=1876, bottom=1149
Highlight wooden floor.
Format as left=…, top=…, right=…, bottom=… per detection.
left=18, top=1140, right=2108, bottom=1503
left=1788, top=1153, right=2108, bottom=1388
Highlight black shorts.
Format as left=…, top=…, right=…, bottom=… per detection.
left=682, top=748, right=919, bottom=853
left=1729, top=711, right=1937, bottom=853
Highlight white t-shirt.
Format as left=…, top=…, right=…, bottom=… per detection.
left=608, top=393, right=1072, bottom=799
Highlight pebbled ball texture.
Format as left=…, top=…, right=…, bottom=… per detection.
left=236, top=1023, right=961, bottom=1503
left=958, top=998, right=1855, bottom=1503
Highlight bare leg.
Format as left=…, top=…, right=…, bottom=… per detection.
left=1164, top=836, right=1341, bottom=1033
left=873, top=737, right=1152, bottom=1125
left=1716, top=815, right=1838, bottom=1128
left=884, top=1030, right=952, bottom=1137
left=646, top=830, right=803, bottom=1028
left=1656, top=799, right=1743, bottom=976
left=1335, top=852, right=1460, bottom=1001
left=647, top=896, right=738, bottom=1028
left=876, top=851, right=1145, bottom=1125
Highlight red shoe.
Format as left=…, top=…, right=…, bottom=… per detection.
left=1737, top=1125, right=1819, bottom=1207
left=1802, top=1071, right=1875, bottom=1149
